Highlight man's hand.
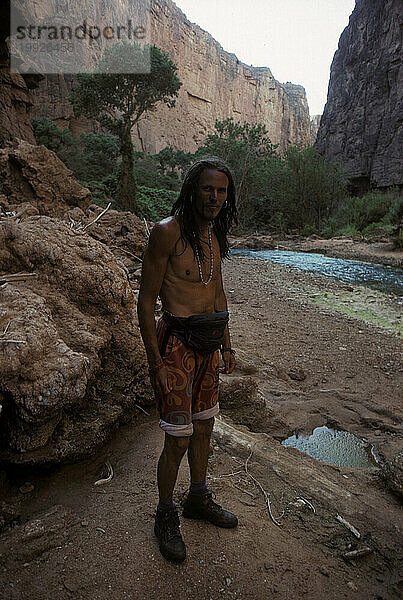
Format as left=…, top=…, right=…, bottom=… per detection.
left=150, top=364, right=172, bottom=396
left=221, top=350, right=236, bottom=374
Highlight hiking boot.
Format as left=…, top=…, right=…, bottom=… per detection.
left=154, top=507, right=186, bottom=563
left=182, top=491, right=238, bottom=528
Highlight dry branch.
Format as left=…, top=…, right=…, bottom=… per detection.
left=135, top=404, right=150, bottom=416
left=83, top=203, right=111, bottom=231
left=336, top=514, right=361, bottom=539
left=343, top=546, right=372, bottom=560
left=116, top=247, right=143, bottom=263
left=143, top=218, right=150, bottom=240
left=0, top=272, right=37, bottom=284
left=244, top=450, right=283, bottom=526
left=66, top=203, right=111, bottom=234
left=0, top=320, right=26, bottom=344
left=94, top=460, right=114, bottom=486
left=296, top=497, right=316, bottom=514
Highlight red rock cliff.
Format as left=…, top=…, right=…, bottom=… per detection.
left=29, top=0, right=310, bottom=153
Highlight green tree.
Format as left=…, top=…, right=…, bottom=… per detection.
left=133, top=150, right=181, bottom=191
left=195, top=118, right=282, bottom=227
left=285, top=146, right=347, bottom=231
left=74, top=132, right=120, bottom=183
left=156, top=146, right=192, bottom=177
left=69, top=41, right=181, bottom=212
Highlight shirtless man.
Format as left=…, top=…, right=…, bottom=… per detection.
left=137, top=158, right=238, bottom=563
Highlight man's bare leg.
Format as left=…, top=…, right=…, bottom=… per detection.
left=157, top=434, right=189, bottom=503
left=187, top=417, right=214, bottom=483
left=155, top=434, right=189, bottom=563
left=183, top=417, right=238, bottom=528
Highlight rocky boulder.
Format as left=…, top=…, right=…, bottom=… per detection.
left=0, top=142, right=151, bottom=465
left=0, top=140, right=91, bottom=218
left=219, top=376, right=271, bottom=432
left=0, top=215, right=151, bottom=464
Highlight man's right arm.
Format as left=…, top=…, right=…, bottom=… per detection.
left=137, top=220, right=176, bottom=396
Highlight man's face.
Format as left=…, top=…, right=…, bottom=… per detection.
left=193, top=169, right=229, bottom=225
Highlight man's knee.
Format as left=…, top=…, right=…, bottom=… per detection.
left=192, top=417, right=214, bottom=436
left=165, top=434, right=190, bottom=457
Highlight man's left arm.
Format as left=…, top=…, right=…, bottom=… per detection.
left=215, top=266, right=236, bottom=374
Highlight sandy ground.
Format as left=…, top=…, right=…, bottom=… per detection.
left=0, top=240, right=402, bottom=600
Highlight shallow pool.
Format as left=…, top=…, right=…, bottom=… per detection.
left=281, top=425, right=377, bottom=468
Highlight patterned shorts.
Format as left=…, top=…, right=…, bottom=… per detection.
left=156, top=316, right=220, bottom=437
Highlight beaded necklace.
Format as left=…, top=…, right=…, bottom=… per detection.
left=194, top=225, right=213, bottom=286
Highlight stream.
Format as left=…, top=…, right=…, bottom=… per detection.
left=230, top=248, right=403, bottom=296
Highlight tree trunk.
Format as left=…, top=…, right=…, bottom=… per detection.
left=117, top=129, right=137, bottom=213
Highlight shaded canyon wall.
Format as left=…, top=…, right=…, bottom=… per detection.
left=315, top=0, right=402, bottom=190
left=29, top=0, right=311, bottom=153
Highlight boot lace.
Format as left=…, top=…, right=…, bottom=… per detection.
left=161, top=509, right=181, bottom=542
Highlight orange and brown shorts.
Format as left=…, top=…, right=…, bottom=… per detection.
left=155, top=316, right=220, bottom=437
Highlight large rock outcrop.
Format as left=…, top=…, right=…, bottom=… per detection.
left=28, top=0, right=310, bottom=152
left=0, top=140, right=91, bottom=217
left=315, top=0, right=402, bottom=190
left=0, top=141, right=150, bottom=465
left=0, top=74, right=36, bottom=146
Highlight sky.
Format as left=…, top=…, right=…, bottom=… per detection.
left=173, top=0, right=355, bottom=116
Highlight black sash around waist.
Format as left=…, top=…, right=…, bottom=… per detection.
left=160, top=311, right=229, bottom=356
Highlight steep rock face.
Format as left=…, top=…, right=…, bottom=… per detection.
left=0, top=0, right=43, bottom=146
left=29, top=0, right=310, bottom=152
left=0, top=74, right=36, bottom=146
left=315, top=0, right=402, bottom=189
left=310, top=115, right=321, bottom=145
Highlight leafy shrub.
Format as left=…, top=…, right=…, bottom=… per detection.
left=133, top=151, right=181, bottom=191
left=361, top=222, right=395, bottom=239
left=284, top=146, right=347, bottom=232
left=339, top=190, right=401, bottom=232
left=32, top=117, right=74, bottom=153
left=337, top=225, right=361, bottom=237
left=32, top=117, right=119, bottom=182
left=136, top=186, right=177, bottom=221
left=385, top=195, right=403, bottom=226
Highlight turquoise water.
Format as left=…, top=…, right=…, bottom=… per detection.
left=282, top=426, right=377, bottom=468
left=231, top=249, right=403, bottom=296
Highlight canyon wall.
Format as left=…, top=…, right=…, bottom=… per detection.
left=28, top=0, right=310, bottom=153
left=315, top=0, right=402, bottom=190
left=310, top=115, right=321, bottom=145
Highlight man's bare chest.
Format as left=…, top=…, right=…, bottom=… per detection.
left=167, top=239, right=220, bottom=285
